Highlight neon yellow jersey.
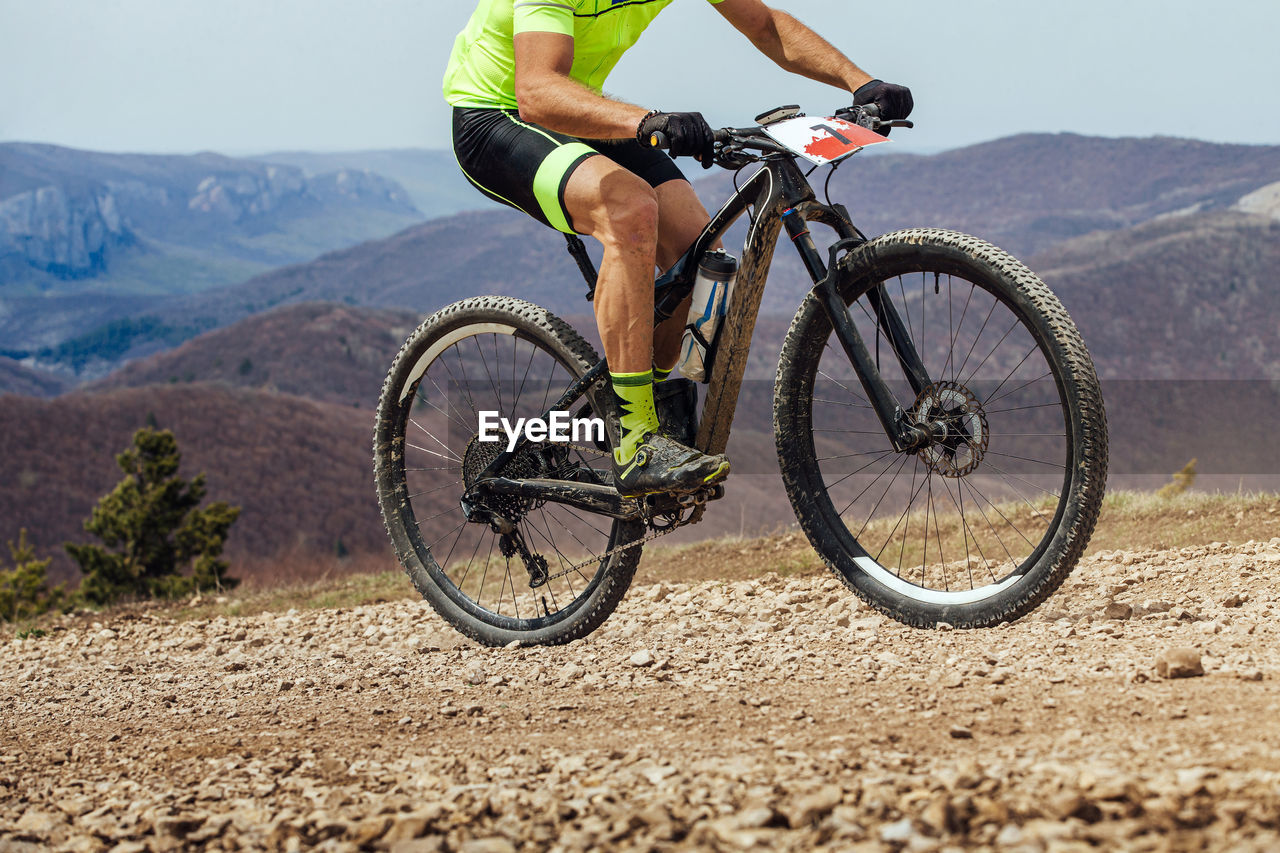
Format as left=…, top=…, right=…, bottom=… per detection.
left=443, top=0, right=727, bottom=110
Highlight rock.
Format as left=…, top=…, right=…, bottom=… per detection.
left=349, top=815, right=393, bottom=845
left=1156, top=647, right=1204, bottom=678
left=155, top=814, right=206, bottom=838
left=107, top=842, right=147, bottom=853
left=558, top=662, right=585, bottom=682
left=1104, top=601, right=1134, bottom=620
left=949, top=726, right=974, bottom=739
left=920, top=796, right=955, bottom=835
left=1221, top=593, right=1246, bottom=608
left=784, top=785, right=843, bottom=827
left=629, top=649, right=655, bottom=668
left=995, top=824, right=1024, bottom=845
left=383, top=807, right=445, bottom=842
left=390, top=839, right=445, bottom=853
left=458, top=840, right=517, bottom=853
left=879, top=818, right=917, bottom=843
left=16, top=810, right=65, bottom=833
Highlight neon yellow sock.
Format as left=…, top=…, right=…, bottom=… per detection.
left=611, top=370, right=659, bottom=464
left=653, top=364, right=674, bottom=382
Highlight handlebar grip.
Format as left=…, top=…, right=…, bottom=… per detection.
left=713, top=128, right=731, bottom=145
left=648, top=130, right=669, bottom=150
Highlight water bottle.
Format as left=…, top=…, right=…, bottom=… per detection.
left=677, top=249, right=739, bottom=382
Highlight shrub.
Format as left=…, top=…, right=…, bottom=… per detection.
left=0, top=530, right=65, bottom=623
left=1157, top=458, right=1197, bottom=500
left=66, top=428, right=242, bottom=605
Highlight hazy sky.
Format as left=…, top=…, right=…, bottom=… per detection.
left=2, top=0, right=1278, bottom=155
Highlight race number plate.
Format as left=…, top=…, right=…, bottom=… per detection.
left=762, top=116, right=889, bottom=166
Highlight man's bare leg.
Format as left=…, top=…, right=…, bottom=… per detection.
left=653, top=179, right=718, bottom=372
left=561, top=157, right=729, bottom=494
left=562, top=156, right=659, bottom=374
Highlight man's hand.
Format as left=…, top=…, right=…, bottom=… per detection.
left=637, top=111, right=716, bottom=169
left=853, top=79, right=914, bottom=125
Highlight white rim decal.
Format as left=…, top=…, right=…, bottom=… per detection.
left=399, top=323, right=519, bottom=402
left=853, top=555, right=1023, bottom=606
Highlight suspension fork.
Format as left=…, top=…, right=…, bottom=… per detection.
left=780, top=186, right=933, bottom=452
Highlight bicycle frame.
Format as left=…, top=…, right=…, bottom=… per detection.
left=474, top=152, right=935, bottom=519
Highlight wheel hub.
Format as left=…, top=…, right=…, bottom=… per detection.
left=912, top=381, right=989, bottom=477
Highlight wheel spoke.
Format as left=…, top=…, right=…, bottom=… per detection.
left=799, top=256, right=1091, bottom=610
left=382, top=317, right=632, bottom=638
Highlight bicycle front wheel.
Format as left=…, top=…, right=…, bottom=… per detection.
left=374, top=296, right=643, bottom=646
left=775, top=229, right=1107, bottom=628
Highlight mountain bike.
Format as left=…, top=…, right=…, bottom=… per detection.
left=373, top=105, right=1108, bottom=646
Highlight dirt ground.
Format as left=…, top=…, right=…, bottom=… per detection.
left=3, top=538, right=1280, bottom=852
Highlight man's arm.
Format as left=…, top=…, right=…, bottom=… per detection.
left=713, top=0, right=873, bottom=96
left=513, top=32, right=647, bottom=138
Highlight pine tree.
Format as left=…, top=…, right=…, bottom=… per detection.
left=66, top=428, right=241, bottom=605
left=1157, top=458, right=1198, bottom=500
left=0, top=530, right=65, bottom=623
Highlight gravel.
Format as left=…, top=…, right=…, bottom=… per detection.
left=3, top=539, right=1280, bottom=850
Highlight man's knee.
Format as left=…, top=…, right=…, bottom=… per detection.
left=596, top=178, right=659, bottom=248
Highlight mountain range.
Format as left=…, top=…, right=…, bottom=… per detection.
left=0, top=142, right=432, bottom=358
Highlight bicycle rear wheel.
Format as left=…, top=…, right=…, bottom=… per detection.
left=374, top=296, right=643, bottom=646
left=775, top=229, right=1107, bottom=627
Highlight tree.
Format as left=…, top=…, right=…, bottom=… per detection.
left=0, top=530, right=65, bottom=623
left=66, top=428, right=241, bottom=605
left=1157, top=458, right=1197, bottom=500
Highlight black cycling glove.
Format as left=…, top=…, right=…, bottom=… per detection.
left=637, top=111, right=716, bottom=169
left=852, top=79, right=914, bottom=134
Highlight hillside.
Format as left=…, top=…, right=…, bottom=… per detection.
left=0, top=357, right=68, bottom=397
left=0, top=142, right=425, bottom=354
left=90, top=302, right=423, bottom=408
left=1032, top=208, right=1280, bottom=379
left=814, top=133, right=1280, bottom=257
left=0, top=385, right=394, bottom=584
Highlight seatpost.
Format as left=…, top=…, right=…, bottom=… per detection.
left=565, top=234, right=599, bottom=301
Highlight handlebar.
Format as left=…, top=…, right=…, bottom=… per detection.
left=645, top=104, right=913, bottom=165
left=645, top=128, right=733, bottom=150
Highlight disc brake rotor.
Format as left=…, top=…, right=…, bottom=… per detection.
left=913, top=381, right=989, bottom=478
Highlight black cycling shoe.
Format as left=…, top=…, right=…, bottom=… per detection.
left=613, top=432, right=730, bottom=497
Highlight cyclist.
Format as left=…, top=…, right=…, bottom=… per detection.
left=443, top=0, right=913, bottom=497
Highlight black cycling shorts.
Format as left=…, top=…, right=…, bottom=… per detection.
left=452, top=107, right=685, bottom=234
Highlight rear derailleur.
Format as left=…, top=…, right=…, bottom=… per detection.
left=460, top=500, right=549, bottom=588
